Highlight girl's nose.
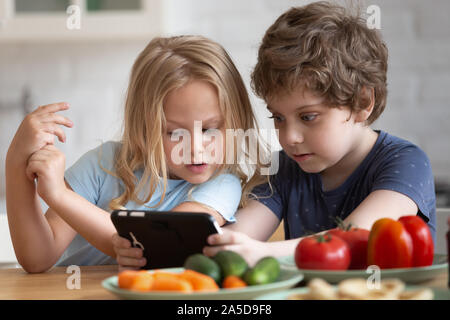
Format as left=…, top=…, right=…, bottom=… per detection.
left=191, top=129, right=204, bottom=163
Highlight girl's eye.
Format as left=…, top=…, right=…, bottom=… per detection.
left=203, top=128, right=218, bottom=135
left=268, top=115, right=284, bottom=122
left=167, top=129, right=185, bottom=139
left=301, top=114, right=318, bottom=122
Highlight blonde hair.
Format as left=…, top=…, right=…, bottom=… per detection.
left=106, top=35, right=269, bottom=211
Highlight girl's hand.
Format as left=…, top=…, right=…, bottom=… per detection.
left=112, top=233, right=147, bottom=271
left=203, top=229, right=269, bottom=266
left=7, top=102, right=73, bottom=164
left=25, top=144, right=68, bottom=206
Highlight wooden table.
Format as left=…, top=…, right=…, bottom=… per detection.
left=0, top=265, right=119, bottom=300
left=0, top=265, right=448, bottom=300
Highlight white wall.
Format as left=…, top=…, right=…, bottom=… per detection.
left=1, top=0, right=450, bottom=211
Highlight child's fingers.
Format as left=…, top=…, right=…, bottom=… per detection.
left=114, top=247, right=144, bottom=259
left=42, top=124, right=67, bottom=143
left=25, top=163, right=35, bottom=181
left=40, top=113, right=74, bottom=128
left=25, top=159, right=41, bottom=181
left=116, top=255, right=146, bottom=268
left=41, top=144, right=60, bottom=152
left=28, top=144, right=60, bottom=158
left=34, top=102, right=69, bottom=115
left=207, top=229, right=247, bottom=246
left=26, top=146, right=63, bottom=177
left=112, top=233, right=132, bottom=249
left=203, top=244, right=240, bottom=257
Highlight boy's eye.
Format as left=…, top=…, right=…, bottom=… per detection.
left=301, top=114, right=318, bottom=122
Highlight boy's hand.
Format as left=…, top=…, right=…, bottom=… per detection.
left=7, top=102, right=73, bottom=164
left=203, top=229, right=268, bottom=266
left=112, top=233, right=147, bottom=271
left=25, top=144, right=68, bottom=206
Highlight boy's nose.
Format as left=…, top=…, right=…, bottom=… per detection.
left=283, top=124, right=304, bottom=146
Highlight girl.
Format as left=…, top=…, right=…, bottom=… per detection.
left=5, top=36, right=268, bottom=273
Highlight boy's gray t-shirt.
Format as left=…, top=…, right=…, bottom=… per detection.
left=252, top=130, right=437, bottom=243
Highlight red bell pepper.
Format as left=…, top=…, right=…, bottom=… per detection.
left=367, top=216, right=434, bottom=269
left=398, top=216, right=434, bottom=267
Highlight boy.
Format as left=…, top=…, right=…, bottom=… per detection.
left=114, top=1, right=436, bottom=268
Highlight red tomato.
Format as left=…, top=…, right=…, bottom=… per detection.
left=327, top=226, right=370, bottom=270
left=398, top=216, right=434, bottom=267
left=367, top=218, right=414, bottom=269
left=295, top=234, right=351, bottom=270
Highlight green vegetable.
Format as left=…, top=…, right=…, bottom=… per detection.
left=183, top=254, right=222, bottom=283
left=243, top=257, right=280, bottom=286
left=213, top=250, right=248, bottom=279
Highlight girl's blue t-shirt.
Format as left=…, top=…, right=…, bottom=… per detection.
left=56, top=141, right=242, bottom=266
left=252, top=130, right=437, bottom=243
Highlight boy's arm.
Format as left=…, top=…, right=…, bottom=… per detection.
left=342, top=189, right=418, bottom=230
left=203, top=200, right=301, bottom=265
left=224, top=199, right=280, bottom=240
left=204, top=191, right=418, bottom=265
left=258, top=190, right=418, bottom=260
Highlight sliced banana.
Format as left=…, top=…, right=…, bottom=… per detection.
left=399, top=288, right=434, bottom=300
left=288, top=278, right=434, bottom=300
left=338, top=278, right=371, bottom=300
left=308, top=278, right=338, bottom=300
left=378, top=279, right=405, bottom=298
left=287, top=293, right=312, bottom=300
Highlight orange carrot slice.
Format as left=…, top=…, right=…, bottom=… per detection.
left=151, top=276, right=193, bottom=293
left=118, top=270, right=141, bottom=289
left=129, top=271, right=154, bottom=292
left=179, top=269, right=219, bottom=292
left=222, top=275, right=248, bottom=289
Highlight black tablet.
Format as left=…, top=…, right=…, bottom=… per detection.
left=110, top=210, right=222, bottom=269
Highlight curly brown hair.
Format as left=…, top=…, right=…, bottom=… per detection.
left=251, top=1, right=388, bottom=124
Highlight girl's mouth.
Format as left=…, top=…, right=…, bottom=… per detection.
left=186, top=163, right=208, bottom=173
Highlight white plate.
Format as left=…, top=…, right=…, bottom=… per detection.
left=102, top=267, right=303, bottom=300
left=278, top=254, right=448, bottom=284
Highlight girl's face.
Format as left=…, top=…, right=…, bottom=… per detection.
left=163, top=80, right=226, bottom=184
left=267, top=87, right=364, bottom=176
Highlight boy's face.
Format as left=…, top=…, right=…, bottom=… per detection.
left=267, top=86, right=362, bottom=174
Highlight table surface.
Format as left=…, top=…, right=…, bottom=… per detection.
left=0, top=264, right=448, bottom=300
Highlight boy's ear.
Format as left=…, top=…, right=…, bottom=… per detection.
left=355, top=87, right=375, bottom=123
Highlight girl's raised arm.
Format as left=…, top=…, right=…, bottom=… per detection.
left=5, top=103, right=75, bottom=272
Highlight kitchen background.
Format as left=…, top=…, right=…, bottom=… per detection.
left=0, top=0, right=449, bottom=263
